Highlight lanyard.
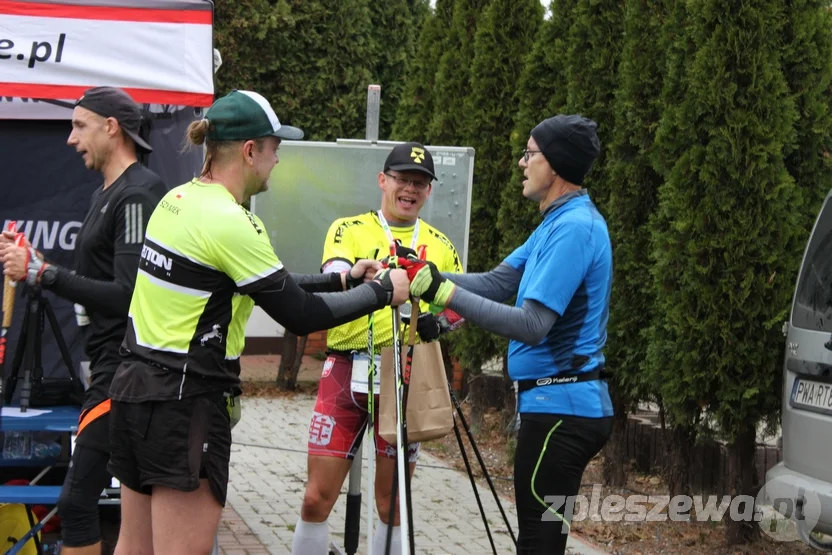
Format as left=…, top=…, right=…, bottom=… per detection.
left=376, top=211, right=420, bottom=251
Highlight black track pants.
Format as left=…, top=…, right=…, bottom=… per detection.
left=513, top=413, right=613, bottom=555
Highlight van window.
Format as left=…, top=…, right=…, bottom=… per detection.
left=793, top=199, right=832, bottom=332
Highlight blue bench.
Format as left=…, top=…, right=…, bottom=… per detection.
left=0, top=485, right=61, bottom=555
left=0, top=486, right=61, bottom=506
left=0, top=407, right=82, bottom=554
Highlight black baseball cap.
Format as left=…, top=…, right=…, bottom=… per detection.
left=384, top=142, right=436, bottom=181
left=75, top=87, right=153, bottom=152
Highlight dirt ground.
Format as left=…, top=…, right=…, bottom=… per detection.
left=417, top=406, right=820, bottom=555
left=242, top=369, right=822, bottom=555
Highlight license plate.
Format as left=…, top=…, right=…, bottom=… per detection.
left=791, top=378, right=832, bottom=416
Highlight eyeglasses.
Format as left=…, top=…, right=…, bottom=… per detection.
left=384, top=172, right=431, bottom=190
left=522, top=149, right=542, bottom=163
left=522, top=149, right=543, bottom=163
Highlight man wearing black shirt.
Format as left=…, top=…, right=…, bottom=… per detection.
left=1, top=87, right=165, bottom=555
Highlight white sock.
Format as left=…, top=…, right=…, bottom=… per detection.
left=291, top=518, right=330, bottom=555
left=372, top=520, right=402, bottom=555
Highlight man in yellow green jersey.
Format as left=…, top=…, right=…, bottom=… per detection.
left=292, top=143, right=464, bottom=554
left=106, top=90, right=410, bottom=555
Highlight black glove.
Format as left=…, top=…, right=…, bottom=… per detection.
left=416, top=313, right=442, bottom=342
left=395, top=242, right=417, bottom=260
left=345, top=261, right=365, bottom=289
left=371, top=269, right=396, bottom=305
left=345, top=273, right=364, bottom=289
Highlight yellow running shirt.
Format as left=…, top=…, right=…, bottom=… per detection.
left=321, top=211, right=462, bottom=352
left=111, top=179, right=284, bottom=401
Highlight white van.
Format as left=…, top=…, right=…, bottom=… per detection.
left=765, top=190, right=832, bottom=551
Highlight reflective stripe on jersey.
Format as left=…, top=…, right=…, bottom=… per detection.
left=123, top=179, right=283, bottom=385
left=322, top=211, right=462, bottom=352
left=123, top=202, right=145, bottom=245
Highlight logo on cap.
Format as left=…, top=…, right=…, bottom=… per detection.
left=410, top=147, right=426, bottom=164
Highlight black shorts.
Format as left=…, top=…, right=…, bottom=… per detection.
left=107, top=392, right=231, bottom=506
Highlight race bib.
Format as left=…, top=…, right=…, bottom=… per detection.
left=351, top=352, right=382, bottom=395
left=74, top=304, right=90, bottom=327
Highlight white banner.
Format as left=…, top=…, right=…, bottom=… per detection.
left=0, top=96, right=73, bottom=119
left=0, top=1, right=214, bottom=108
left=0, top=96, right=195, bottom=120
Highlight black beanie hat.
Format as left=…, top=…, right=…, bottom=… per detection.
left=530, top=114, right=600, bottom=185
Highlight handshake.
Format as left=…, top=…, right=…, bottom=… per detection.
left=348, top=244, right=456, bottom=308
left=345, top=244, right=460, bottom=341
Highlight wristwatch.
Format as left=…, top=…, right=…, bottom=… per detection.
left=40, top=264, right=58, bottom=288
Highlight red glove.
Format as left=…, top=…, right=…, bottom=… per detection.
left=436, top=308, right=465, bottom=332
left=381, top=243, right=428, bottom=274
left=403, top=259, right=426, bottom=281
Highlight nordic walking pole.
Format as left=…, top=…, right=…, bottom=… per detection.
left=388, top=296, right=419, bottom=554
left=385, top=245, right=425, bottom=554
left=449, top=384, right=517, bottom=546
left=348, top=246, right=381, bottom=555
left=385, top=243, right=411, bottom=555
left=451, top=406, right=498, bottom=554
left=1, top=222, right=22, bottom=429
left=400, top=246, right=424, bottom=552
left=364, top=302, right=377, bottom=555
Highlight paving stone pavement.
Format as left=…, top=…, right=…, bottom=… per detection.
left=217, top=504, right=272, bottom=555
left=227, top=395, right=608, bottom=555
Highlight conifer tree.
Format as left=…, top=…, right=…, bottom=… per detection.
left=213, top=0, right=295, bottom=109
left=215, top=0, right=376, bottom=141
left=781, top=2, right=832, bottom=234
left=645, top=0, right=703, bottom=496
left=601, top=0, right=669, bottom=488
left=461, top=0, right=544, bottom=277
left=647, top=0, right=800, bottom=544
left=427, top=0, right=489, bottom=145
left=446, top=0, right=544, bottom=430
left=498, top=0, right=578, bottom=260
left=391, top=0, right=454, bottom=141
left=562, top=0, right=625, bottom=214
left=368, top=0, right=420, bottom=139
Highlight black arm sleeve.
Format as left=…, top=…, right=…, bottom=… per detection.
left=290, top=272, right=343, bottom=293
left=47, top=186, right=161, bottom=317
left=250, top=269, right=387, bottom=336
left=49, top=265, right=133, bottom=317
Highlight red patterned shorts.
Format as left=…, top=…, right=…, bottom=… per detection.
left=307, top=353, right=419, bottom=462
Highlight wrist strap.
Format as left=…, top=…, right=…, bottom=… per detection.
left=25, top=247, right=44, bottom=286
left=345, top=271, right=364, bottom=290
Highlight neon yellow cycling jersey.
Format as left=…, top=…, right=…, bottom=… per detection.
left=322, top=211, right=462, bottom=352
left=111, top=179, right=284, bottom=401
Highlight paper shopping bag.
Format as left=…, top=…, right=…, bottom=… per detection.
left=379, top=341, right=454, bottom=444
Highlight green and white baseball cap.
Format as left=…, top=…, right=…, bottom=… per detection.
left=205, top=90, right=304, bottom=141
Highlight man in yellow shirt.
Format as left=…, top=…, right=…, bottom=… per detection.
left=292, top=143, right=463, bottom=554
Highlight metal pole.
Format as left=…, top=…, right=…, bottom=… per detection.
left=366, top=85, right=381, bottom=143
left=388, top=304, right=410, bottom=555
left=338, top=84, right=383, bottom=555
